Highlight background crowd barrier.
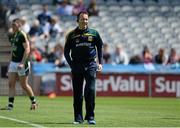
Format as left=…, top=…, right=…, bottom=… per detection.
left=33, top=63, right=180, bottom=97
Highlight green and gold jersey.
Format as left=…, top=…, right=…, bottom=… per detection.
left=9, top=30, right=28, bottom=63
left=64, top=27, right=103, bottom=65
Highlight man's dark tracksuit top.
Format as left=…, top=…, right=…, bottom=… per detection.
left=64, top=27, right=103, bottom=70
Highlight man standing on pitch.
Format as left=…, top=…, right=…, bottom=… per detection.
left=1, top=19, right=37, bottom=110
left=64, top=10, right=103, bottom=125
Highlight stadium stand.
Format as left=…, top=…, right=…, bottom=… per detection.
left=0, top=0, right=180, bottom=95
left=3, top=0, right=180, bottom=56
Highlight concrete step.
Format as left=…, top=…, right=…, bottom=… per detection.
left=0, top=53, right=10, bottom=62
left=0, top=27, right=10, bottom=63
left=0, top=28, right=9, bottom=46
left=0, top=42, right=10, bottom=46
left=0, top=38, right=8, bottom=42
left=0, top=46, right=11, bottom=52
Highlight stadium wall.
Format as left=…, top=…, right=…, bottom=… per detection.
left=55, top=72, right=180, bottom=98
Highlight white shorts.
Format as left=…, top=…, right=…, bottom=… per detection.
left=8, top=61, right=30, bottom=76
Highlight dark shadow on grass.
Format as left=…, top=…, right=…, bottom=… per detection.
left=34, top=122, right=92, bottom=127
left=161, top=117, right=180, bottom=120
left=35, top=122, right=73, bottom=125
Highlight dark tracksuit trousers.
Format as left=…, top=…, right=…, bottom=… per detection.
left=72, top=60, right=97, bottom=121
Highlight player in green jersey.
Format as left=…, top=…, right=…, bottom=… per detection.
left=1, top=18, right=37, bottom=110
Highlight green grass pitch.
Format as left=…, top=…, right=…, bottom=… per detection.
left=0, top=96, right=180, bottom=127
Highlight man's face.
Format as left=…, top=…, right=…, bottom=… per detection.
left=11, top=21, right=19, bottom=32
left=11, top=20, right=21, bottom=32
left=78, top=13, right=88, bottom=29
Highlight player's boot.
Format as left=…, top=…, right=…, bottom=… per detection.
left=86, top=117, right=96, bottom=125
left=87, top=119, right=96, bottom=125
left=73, top=115, right=84, bottom=124
left=30, top=102, right=38, bottom=110
left=73, top=120, right=84, bottom=124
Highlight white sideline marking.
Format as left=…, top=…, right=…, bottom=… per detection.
left=0, top=115, right=45, bottom=128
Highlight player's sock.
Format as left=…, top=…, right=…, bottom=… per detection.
left=29, top=96, right=36, bottom=104
left=8, top=97, right=14, bottom=108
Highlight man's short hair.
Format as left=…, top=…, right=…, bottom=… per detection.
left=12, top=18, right=20, bottom=23
left=77, top=10, right=88, bottom=22
left=12, top=18, right=21, bottom=25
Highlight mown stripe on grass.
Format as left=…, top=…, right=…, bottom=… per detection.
left=0, top=116, right=45, bottom=128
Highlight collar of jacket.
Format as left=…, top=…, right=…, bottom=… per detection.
left=76, top=27, right=89, bottom=33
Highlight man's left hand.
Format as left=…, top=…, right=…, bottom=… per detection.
left=97, top=64, right=102, bottom=72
